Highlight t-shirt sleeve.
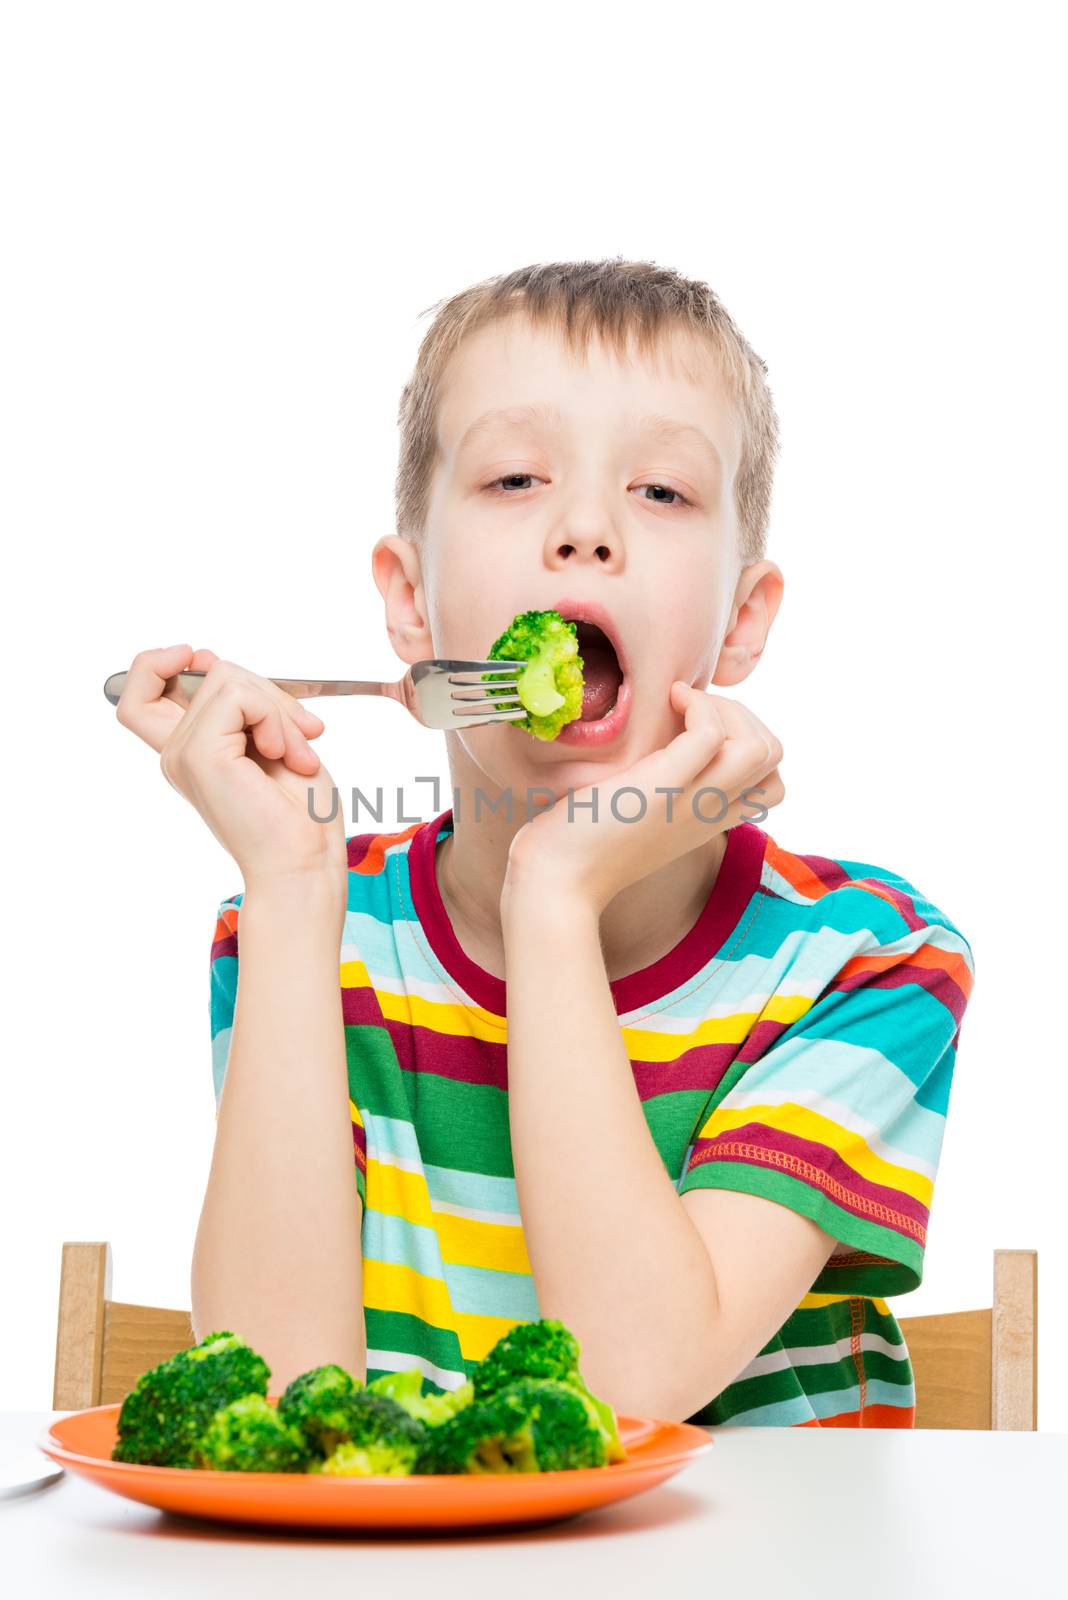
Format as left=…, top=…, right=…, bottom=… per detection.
left=209, top=895, right=241, bottom=1115
left=677, top=896, right=975, bottom=1297
left=207, top=893, right=367, bottom=1208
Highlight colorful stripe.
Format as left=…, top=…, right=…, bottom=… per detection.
left=209, top=811, right=974, bottom=1427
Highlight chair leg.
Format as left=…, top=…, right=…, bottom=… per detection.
left=53, top=1242, right=112, bottom=1410
left=992, top=1248, right=1038, bottom=1430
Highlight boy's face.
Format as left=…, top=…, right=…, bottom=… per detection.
left=378, top=311, right=778, bottom=795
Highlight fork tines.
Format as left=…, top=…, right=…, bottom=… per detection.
left=446, top=659, right=526, bottom=681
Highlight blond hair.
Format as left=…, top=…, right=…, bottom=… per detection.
left=394, top=257, right=780, bottom=566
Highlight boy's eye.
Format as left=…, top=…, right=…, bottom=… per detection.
left=631, top=483, right=691, bottom=508
left=486, top=473, right=542, bottom=494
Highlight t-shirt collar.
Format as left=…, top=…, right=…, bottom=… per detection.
left=407, top=805, right=768, bottom=1015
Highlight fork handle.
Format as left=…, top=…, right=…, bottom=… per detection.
left=257, top=678, right=391, bottom=699
left=102, top=670, right=392, bottom=706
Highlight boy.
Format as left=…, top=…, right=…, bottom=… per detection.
left=118, top=259, right=974, bottom=1426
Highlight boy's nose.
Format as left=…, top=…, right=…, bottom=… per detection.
left=549, top=509, right=624, bottom=567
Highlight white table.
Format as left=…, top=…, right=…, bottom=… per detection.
left=3, top=1412, right=1064, bottom=1598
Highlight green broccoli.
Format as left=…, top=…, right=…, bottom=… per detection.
left=192, top=1393, right=311, bottom=1473
left=276, top=1362, right=363, bottom=1456
left=111, top=1330, right=271, bottom=1468
left=367, top=1366, right=476, bottom=1426
left=473, top=1318, right=580, bottom=1396
left=312, top=1439, right=413, bottom=1477
left=483, top=608, right=585, bottom=741
left=473, top=1318, right=626, bottom=1464
left=416, top=1378, right=607, bottom=1475
left=302, top=1391, right=427, bottom=1476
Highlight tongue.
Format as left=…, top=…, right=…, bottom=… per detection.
left=579, top=642, right=624, bottom=721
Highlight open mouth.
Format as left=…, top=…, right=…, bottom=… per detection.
left=572, top=620, right=624, bottom=721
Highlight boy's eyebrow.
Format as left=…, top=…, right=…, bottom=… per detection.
left=640, top=413, right=724, bottom=474
left=456, top=403, right=722, bottom=474
left=457, top=402, right=563, bottom=453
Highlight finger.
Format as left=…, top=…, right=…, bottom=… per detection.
left=639, top=686, right=781, bottom=820
left=240, top=699, right=319, bottom=773
left=745, top=763, right=786, bottom=804
left=278, top=709, right=322, bottom=774
left=185, top=677, right=322, bottom=777
left=718, top=696, right=783, bottom=777
left=245, top=702, right=289, bottom=762
left=121, top=643, right=195, bottom=705
left=674, top=681, right=728, bottom=741
left=642, top=682, right=729, bottom=791
left=682, top=688, right=782, bottom=791
left=183, top=661, right=323, bottom=740
left=153, top=660, right=323, bottom=798
left=733, top=764, right=786, bottom=824
left=201, top=662, right=325, bottom=737
left=605, top=685, right=724, bottom=813
left=115, top=644, right=196, bottom=751
left=161, top=646, right=223, bottom=711
left=277, top=693, right=325, bottom=737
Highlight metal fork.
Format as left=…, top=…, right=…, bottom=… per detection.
left=101, top=660, right=531, bottom=730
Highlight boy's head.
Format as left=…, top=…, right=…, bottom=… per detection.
left=373, top=258, right=784, bottom=793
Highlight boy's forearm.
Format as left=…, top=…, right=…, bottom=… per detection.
left=191, top=874, right=366, bottom=1391
left=502, top=887, right=725, bottom=1422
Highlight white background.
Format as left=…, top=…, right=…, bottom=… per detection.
left=2, top=2, right=1064, bottom=1425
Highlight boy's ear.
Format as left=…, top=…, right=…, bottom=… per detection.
left=711, top=561, right=784, bottom=687
left=371, top=534, right=434, bottom=665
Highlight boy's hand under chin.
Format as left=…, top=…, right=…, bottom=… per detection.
left=501, top=681, right=785, bottom=918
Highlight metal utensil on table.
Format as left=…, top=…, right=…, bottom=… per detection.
left=0, top=1437, right=64, bottom=1498
left=102, top=659, right=531, bottom=730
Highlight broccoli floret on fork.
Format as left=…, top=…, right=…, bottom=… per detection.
left=483, top=608, right=585, bottom=741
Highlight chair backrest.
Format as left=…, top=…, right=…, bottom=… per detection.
left=53, top=1242, right=195, bottom=1409
left=897, top=1248, right=1037, bottom=1429
left=53, top=1241, right=1038, bottom=1428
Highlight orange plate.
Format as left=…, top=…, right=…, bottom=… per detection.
left=38, top=1399, right=713, bottom=1531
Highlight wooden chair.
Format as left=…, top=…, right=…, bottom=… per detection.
left=52, top=1241, right=1038, bottom=1429
left=53, top=1242, right=196, bottom=1410
left=897, top=1248, right=1037, bottom=1429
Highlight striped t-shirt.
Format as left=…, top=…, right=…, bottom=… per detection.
left=209, top=807, right=974, bottom=1429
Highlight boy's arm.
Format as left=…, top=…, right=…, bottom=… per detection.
left=192, top=872, right=366, bottom=1392
left=502, top=887, right=836, bottom=1422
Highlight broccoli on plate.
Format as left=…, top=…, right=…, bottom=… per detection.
left=276, top=1362, right=363, bottom=1456
left=367, top=1366, right=476, bottom=1426
left=108, top=1316, right=623, bottom=1476
left=302, top=1391, right=428, bottom=1477
left=193, top=1393, right=311, bottom=1473
left=473, top=1317, right=581, bottom=1396
left=473, top=1317, right=626, bottom=1463
left=483, top=608, right=585, bottom=740
left=111, top=1330, right=271, bottom=1468
left=415, top=1378, right=607, bottom=1475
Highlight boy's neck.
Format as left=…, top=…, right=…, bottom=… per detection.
left=433, top=758, right=730, bottom=986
